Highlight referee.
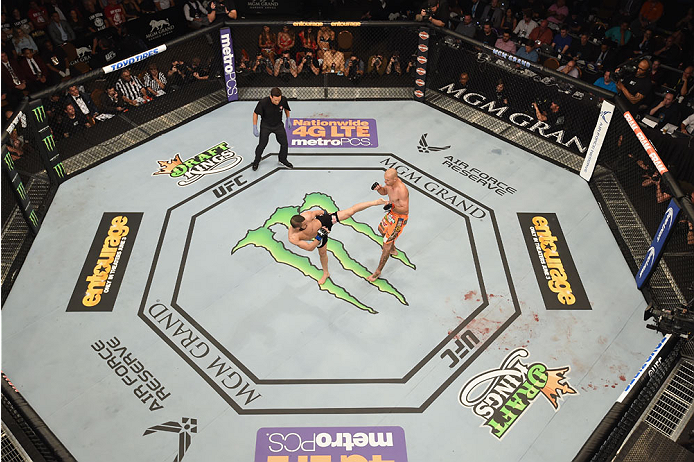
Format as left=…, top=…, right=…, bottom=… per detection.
left=252, top=87, right=292, bottom=170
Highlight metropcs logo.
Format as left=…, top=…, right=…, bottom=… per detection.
left=255, top=426, right=408, bottom=461
left=153, top=141, right=242, bottom=186
left=458, top=348, right=577, bottom=439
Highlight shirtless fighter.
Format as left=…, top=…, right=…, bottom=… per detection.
left=368, top=168, right=410, bottom=282
left=289, top=198, right=388, bottom=285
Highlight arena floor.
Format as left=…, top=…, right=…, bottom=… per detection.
left=2, top=100, right=663, bottom=462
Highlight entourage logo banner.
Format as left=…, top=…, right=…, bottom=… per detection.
left=518, top=213, right=589, bottom=310
left=67, top=213, right=143, bottom=312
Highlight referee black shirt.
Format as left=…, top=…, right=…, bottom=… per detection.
left=254, top=96, right=290, bottom=128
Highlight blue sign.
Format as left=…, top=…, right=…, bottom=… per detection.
left=636, top=199, right=681, bottom=288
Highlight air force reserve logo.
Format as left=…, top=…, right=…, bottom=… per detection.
left=417, top=133, right=450, bottom=153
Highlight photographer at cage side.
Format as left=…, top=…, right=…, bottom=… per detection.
left=386, top=51, right=402, bottom=75
left=615, top=58, right=653, bottom=115
left=252, top=52, right=274, bottom=76
left=297, top=51, right=320, bottom=76
left=274, top=50, right=298, bottom=79
left=532, top=99, right=565, bottom=127
left=366, top=54, right=387, bottom=77
left=418, top=0, right=449, bottom=28
left=345, top=53, right=365, bottom=83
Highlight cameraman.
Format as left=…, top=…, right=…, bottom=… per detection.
left=346, top=54, right=365, bottom=82
left=615, top=58, right=652, bottom=114
left=419, top=0, right=449, bottom=28
left=367, top=54, right=387, bottom=76
left=297, top=51, right=320, bottom=76
left=533, top=100, right=565, bottom=126
left=386, top=51, right=402, bottom=75
left=252, top=53, right=274, bottom=76
left=274, top=50, right=298, bottom=79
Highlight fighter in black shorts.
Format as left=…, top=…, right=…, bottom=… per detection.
left=287, top=198, right=387, bottom=285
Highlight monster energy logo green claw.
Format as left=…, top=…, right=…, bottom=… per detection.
left=42, top=134, right=55, bottom=151
left=29, top=210, right=39, bottom=227
left=54, top=162, right=66, bottom=178
left=32, top=106, right=46, bottom=123
left=16, top=183, right=26, bottom=200
left=232, top=192, right=415, bottom=313
left=4, top=152, right=14, bottom=171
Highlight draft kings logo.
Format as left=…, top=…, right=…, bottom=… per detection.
left=153, top=142, right=242, bottom=186
left=458, top=348, right=577, bottom=439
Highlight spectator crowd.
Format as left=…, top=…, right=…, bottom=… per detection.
left=2, top=0, right=693, bottom=161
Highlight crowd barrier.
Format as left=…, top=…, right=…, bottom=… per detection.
left=1, top=19, right=693, bottom=460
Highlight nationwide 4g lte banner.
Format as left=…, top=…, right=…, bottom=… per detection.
left=287, top=118, right=378, bottom=147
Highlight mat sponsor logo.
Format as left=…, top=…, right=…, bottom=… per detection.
left=144, top=417, right=197, bottom=462
left=145, top=303, right=262, bottom=407
left=459, top=348, right=577, bottom=439
left=441, top=155, right=517, bottom=197
left=438, top=83, right=588, bottom=154
left=254, top=426, right=408, bottom=461
left=68, top=213, right=143, bottom=312
left=517, top=213, right=589, bottom=309
left=232, top=192, right=415, bottom=314
left=91, top=336, right=171, bottom=411
left=153, top=141, right=242, bottom=186
left=287, top=118, right=378, bottom=147
left=417, top=133, right=450, bottom=153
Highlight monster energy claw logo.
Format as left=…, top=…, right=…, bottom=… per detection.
left=29, top=210, right=38, bottom=227
left=54, top=162, right=66, bottom=178
left=16, top=183, right=26, bottom=200
left=42, top=134, right=55, bottom=151
left=4, top=152, right=14, bottom=171
left=232, top=192, right=416, bottom=314
left=32, top=106, right=46, bottom=123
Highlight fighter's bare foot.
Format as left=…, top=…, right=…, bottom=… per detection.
left=318, top=272, right=330, bottom=285
left=367, top=271, right=381, bottom=282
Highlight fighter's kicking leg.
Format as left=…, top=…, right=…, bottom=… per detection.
left=336, top=198, right=388, bottom=222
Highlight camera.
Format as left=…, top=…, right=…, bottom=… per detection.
left=645, top=299, right=694, bottom=338
left=613, top=62, right=637, bottom=81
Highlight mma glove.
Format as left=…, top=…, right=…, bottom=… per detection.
left=253, top=125, right=259, bottom=137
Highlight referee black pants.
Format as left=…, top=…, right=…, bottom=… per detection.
left=254, top=124, right=289, bottom=164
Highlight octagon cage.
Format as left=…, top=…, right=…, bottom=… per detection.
left=1, top=19, right=693, bottom=462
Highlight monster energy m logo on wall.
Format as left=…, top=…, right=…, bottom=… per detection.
left=32, top=105, right=46, bottom=123
left=16, top=182, right=26, bottom=200
left=54, top=162, right=66, bottom=178
left=43, top=134, right=56, bottom=151
left=4, top=151, right=14, bottom=170
left=232, top=192, right=416, bottom=314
